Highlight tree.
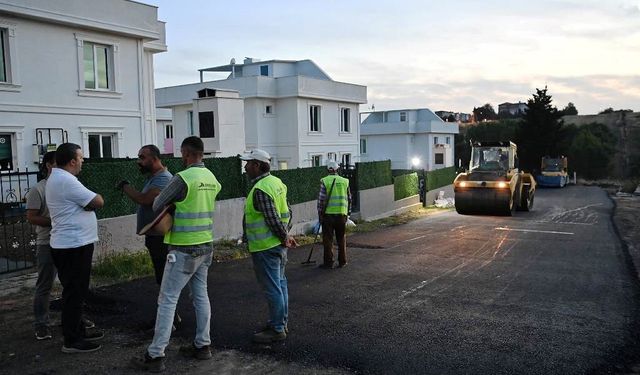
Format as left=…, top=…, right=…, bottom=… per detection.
left=472, top=103, right=497, bottom=122
left=599, top=107, right=615, bottom=114
left=567, top=123, right=616, bottom=179
left=561, top=102, right=578, bottom=116
left=516, top=87, right=564, bottom=172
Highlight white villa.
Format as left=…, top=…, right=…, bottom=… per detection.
left=155, top=58, right=367, bottom=169
left=360, top=108, right=459, bottom=170
left=0, top=0, right=166, bottom=171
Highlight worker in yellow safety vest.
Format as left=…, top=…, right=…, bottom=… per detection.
left=131, top=136, right=221, bottom=372
left=317, top=160, right=352, bottom=269
left=241, top=148, right=297, bottom=344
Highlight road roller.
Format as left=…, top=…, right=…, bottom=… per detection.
left=536, top=156, right=569, bottom=187
left=454, top=141, right=536, bottom=215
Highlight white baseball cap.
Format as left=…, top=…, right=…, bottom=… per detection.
left=327, top=161, right=339, bottom=171
left=240, top=149, right=271, bottom=163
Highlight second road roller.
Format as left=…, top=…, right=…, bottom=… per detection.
left=454, top=141, right=536, bottom=215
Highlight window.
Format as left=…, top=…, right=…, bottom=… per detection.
left=88, top=134, right=114, bottom=158
left=342, top=153, right=351, bottom=167
left=327, top=152, right=336, bottom=161
left=434, top=136, right=439, bottom=145
left=187, top=111, right=194, bottom=135
left=260, top=65, right=269, bottom=76
left=278, top=161, right=288, bottom=170
left=309, top=105, right=321, bottom=132
left=446, top=136, right=451, bottom=145
left=83, top=42, right=112, bottom=90
left=0, top=28, right=6, bottom=83
left=0, top=134, right=13, bottom=171
left=360, top=139, right=367, bottom=154
left=435, top=153, right=444, bottom=165
left=400, top=112, right=407, bottom=122
left=340, top=108, right=351, bottom=132
left=265, top=105, right=273, bottom=115
left=311, top=155, right=322, bottom=167
left=199, top=111, right=215, bottom=138
left=165, top=124, right=174, bottom=139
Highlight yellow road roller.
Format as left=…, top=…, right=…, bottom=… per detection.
left=454, top=141, right=536, bottom=215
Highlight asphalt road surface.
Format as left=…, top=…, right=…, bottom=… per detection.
left=101, top=185, right=638, bottom=374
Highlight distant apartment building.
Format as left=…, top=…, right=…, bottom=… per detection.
left=155, top=58, right=367, bottom=169
left=360, top=108, right=459, bottom=170
left=0, top=0, right=166, bottom=171
left=498, top=102, right=528, bottom=116
left=435, top=111, right=472, bottom=123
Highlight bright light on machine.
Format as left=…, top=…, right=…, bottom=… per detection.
left=497, top=182, right=508, bottom=188
left=411, top=157, right=420, bottom=168
left=459, top=181, right=467, bottom=188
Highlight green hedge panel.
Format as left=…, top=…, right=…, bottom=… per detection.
left=271, top=166, right=326, bottom=205
left=426, top=166, right=457, bottom=191
left=356, top=160, right=392, bottom=190
left=79, top=156, right=244, bottom=219
left=393, top=172, right=419, bottom=201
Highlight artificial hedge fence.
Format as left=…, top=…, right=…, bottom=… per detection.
left=425, top=166, right=456, bottom=191
left=79, top=156, right=244, bottom=219
left=393, top=172, right=419, bottom=201
left=271, top=166, right=326, bottom=205
left=356, top=160, right=392, bottom=190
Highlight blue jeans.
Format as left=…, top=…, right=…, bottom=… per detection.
left=251, top=245, right=288, bottom=333
left=148, top=250, right=213, bottom=358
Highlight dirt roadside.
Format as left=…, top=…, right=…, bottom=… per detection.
left=0, top=194, right=638, bottom=375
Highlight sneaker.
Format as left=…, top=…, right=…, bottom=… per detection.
left=179, top=343, right=212, bottom=360
left=35, top=326, right=52, bottom=340
left=263, top=324, right=288, bottom=334
left=83, top=330, right=104, bottom=342
left=252, top=327, right=287, bottom=344
left=130, top=352, right=166, bottom=373
left=61, top=340, right=102, bottom=354
left=82, top=318, right=95, bottom=329
left=338, top=263, right=348, bottom=268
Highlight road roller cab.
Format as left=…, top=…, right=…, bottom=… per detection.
left=454, top=141, right=536, bottom=215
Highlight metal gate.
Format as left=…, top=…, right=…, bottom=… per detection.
left=339, top=163, right=359, bottom=213
left=0, top=168, right=38, bottom=275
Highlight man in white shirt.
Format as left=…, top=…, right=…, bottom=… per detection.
left=46, top=143, right=104, bottom=354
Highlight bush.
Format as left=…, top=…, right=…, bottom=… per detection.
left=357, top=160, right=392, bottom=190
left=394, top=172, right=419, bottom=200
left=92, top=251, right=154, bottom=281
left=426, top=166, right=456, bottom=191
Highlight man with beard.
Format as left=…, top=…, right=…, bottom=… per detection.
left=117, top=145, right=175, bottom=326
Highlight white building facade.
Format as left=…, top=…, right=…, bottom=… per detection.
left=360, top=109, right=459, bottom=170
left=155, top=58, right=367, bottom=169
left=0, top=0, right=166, bottom=171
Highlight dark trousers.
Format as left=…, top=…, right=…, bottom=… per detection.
left=145, top=235, right=169, bottom=285
left=322, top=214, right=347, bottom=266
left=50, top=244, right=94, bottom=345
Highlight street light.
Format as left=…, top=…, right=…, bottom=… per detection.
left=411, top=157, right=420, bottom=168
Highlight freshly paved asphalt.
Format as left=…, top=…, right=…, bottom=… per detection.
left=100, top=185, right=639, bottom=374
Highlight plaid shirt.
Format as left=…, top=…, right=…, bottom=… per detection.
left=245, top=173, right=292, bottom=243
left=317, top=173, right=352, bottom=217
left=152, top=162, right=213, bottom=255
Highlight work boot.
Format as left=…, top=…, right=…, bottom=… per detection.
left=179, top=343, right=212, bottom=360
left=35, top=326, right=52, bottom=340
left=61, top=340, right=102, bottom=354
left=129, top=351, right=166, bottom=373
left=253, top=327, right=286, bottom=343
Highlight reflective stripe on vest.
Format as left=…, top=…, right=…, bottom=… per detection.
left=164, top=167, right=221, bottom=246
left=321, top=175, right=349, bottom=215
left=244, top=175, right=290, bottom=252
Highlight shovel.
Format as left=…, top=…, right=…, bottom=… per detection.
left=302, top=221, right=321, bottom=266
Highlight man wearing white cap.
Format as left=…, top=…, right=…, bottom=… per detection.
left=317, top=161, right=352, bottom=269
left=241, top=148, right=297, bottom=343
